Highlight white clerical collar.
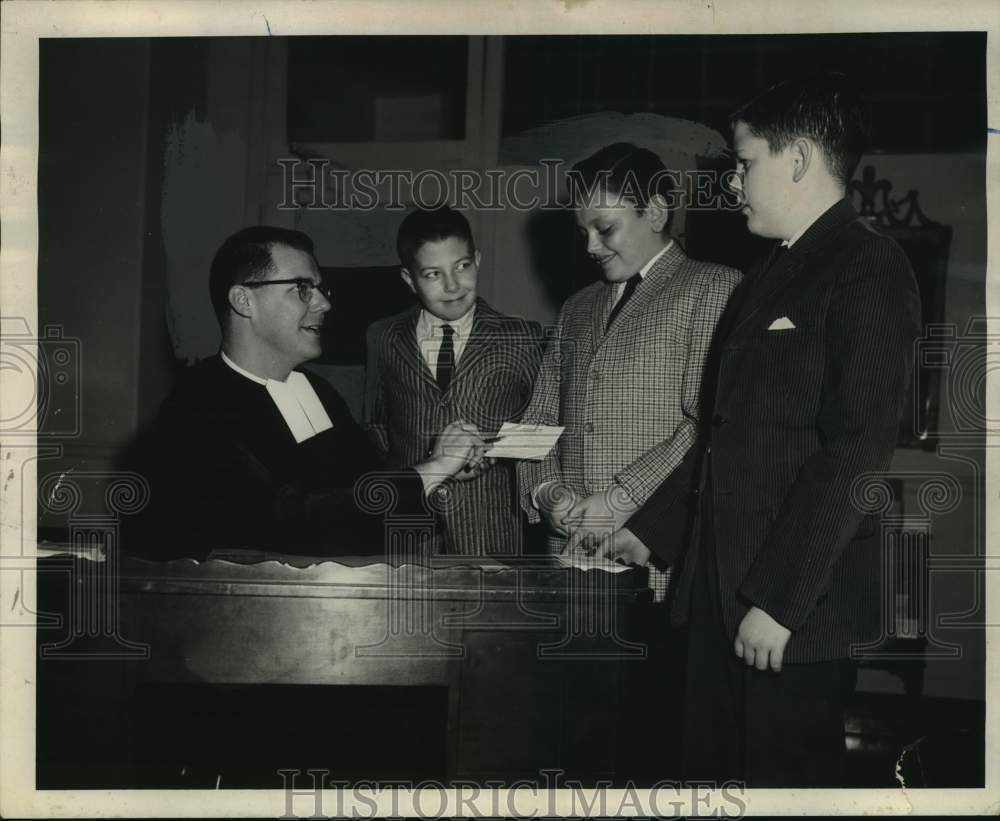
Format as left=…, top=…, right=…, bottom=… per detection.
left=220, top=351, right=333, bottom=443
left=221, top=350, right=268, bottom=384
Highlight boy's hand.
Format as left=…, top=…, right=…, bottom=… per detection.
left=564, top=486, right=638, bottom=553
left=586, top=527, right=651, bottom=566
left=734, top=606, right=791, bottom=672
left=535, top=482, right=579, bottom=537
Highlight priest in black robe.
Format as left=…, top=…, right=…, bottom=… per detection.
left=131, top=226, right=486, bottom=560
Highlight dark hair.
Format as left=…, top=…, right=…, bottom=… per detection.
left=208, top=226, right=316, bottom=326
left=396, top=206, right=476, bottom=272
left=731, top=72, right=868, bottom=187
left=569, top=143, right=676, bottom=216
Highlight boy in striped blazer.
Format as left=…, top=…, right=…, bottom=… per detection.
left=364, top=207, right=542, bottom=556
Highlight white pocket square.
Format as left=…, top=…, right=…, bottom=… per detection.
left=767, top=316, right=796, bottom=331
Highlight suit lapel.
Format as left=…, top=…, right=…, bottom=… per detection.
left=389, top=306, right=438, bottom=391
left=591, top=285, right=613, bottom=349
left=598, top=241, right=685, bottom=346
left=452, top=298, right=503, bottom=385
left=726, top=199, right=857, bottom=343
left=725, top=246, right=806, bottom=341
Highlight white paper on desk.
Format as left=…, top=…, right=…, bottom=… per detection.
left=552, top=552, right=632, bottom=573
left=486, top=422, right=564, bottom=460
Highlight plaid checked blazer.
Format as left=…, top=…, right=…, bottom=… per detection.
left=517, top=242, right=741, bottom=540
left=364, top=299, right=542, bottom=556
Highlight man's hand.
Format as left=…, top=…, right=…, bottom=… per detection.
left=535, top=482, right=580, bottom=537
left=413, top=421, right=486, bottom=495
left=564, top=485, right=638, bottom=553
left=452, top=457, right=495, bottom=482
left=432, top=420, right=486, bottom=472
left=585, top=526, right=651, bottom=566
left=734, top=606, right=792, bottom=672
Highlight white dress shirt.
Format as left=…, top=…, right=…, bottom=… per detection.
left=220, top=351, right=333, bottom=444
left=609, top=239, right=674, bottom=307
left=783, top=199, right=839, bottom=248
left=415, top=304, right=476, bottom=376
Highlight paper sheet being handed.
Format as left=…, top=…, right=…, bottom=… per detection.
left=485, top=422, right=564, bottom=460
left=551, top=552, right=633, bottom=573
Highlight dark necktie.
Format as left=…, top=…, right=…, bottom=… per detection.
left=436, top=324, right=455, bottom=392
left=762, top=241, right=788, bottom=277
left=731, top=242, right=788, bottom=323
left=605, top=273, right=641, bottom=330
left=715, top=240, right=789, bottom=347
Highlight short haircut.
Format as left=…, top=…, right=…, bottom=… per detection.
left=731, top=72, right=868, bottom=187
left=396, top=206, right=476, bottom=272
left=569, top=143, right=675, bottom=216
left=208, top=226, right=316, bottom=326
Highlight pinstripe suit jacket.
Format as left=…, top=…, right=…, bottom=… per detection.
left=365, top=299, right=542, bottom=556
left=516, top=242, right=741, bottom=532
left=628, top=199, right=922, bottom=663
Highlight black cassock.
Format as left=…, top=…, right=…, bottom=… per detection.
left=128, top=354, right=427, bottom=560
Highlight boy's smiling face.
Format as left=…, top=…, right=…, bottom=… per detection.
left=574, top=188, right=669, bottom=283
left=401, top=236, right=479, bottom=322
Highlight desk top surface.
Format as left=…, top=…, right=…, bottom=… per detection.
left=39, top=545, right=642, bottom=600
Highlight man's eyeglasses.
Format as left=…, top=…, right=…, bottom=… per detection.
left=239, top=278, right=333, bottom=304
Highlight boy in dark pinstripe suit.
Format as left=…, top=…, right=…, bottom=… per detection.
left=607, top=74, right=922, bottom=786
left=365, top=207, right=542, bottom=556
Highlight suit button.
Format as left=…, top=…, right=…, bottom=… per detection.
left=712, top=414, right=727, bottom=427
left=584, top=422, right=594, bottom=433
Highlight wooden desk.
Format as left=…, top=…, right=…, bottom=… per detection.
left=42, top=553, right=646, bottom=785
